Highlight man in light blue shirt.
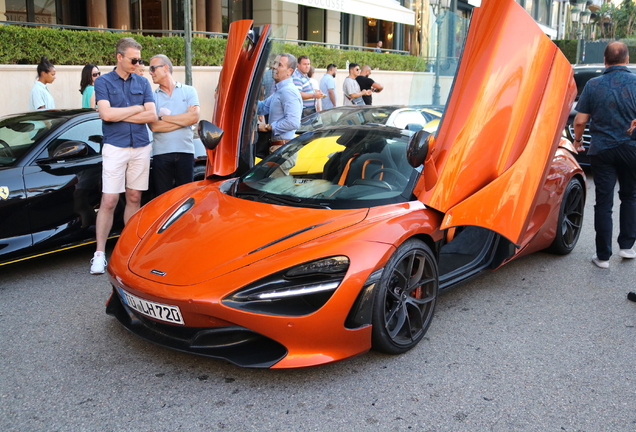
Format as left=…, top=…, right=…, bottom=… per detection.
left=320, top=64, right=337, bottom=110
left=147, top=54, right=200, bottom=196
left=258, top=53, right=303, bottom=151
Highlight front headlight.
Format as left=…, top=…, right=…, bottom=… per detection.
left=222, top=256, right=350, bottom=316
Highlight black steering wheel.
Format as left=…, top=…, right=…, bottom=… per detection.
left=0, top=139, right=13, bottom=158
left=370, top=168, right=409, bottom=183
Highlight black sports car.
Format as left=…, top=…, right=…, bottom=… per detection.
left=0, top=109, right=206, bottom=266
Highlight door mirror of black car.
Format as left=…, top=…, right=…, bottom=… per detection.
left=52, top=141, right=89, bottom=159
left=406, top=130, right=432, bottom=168
left=88, top=135, right=103, bottom=144
left=198, top=120, right=224, bottom=150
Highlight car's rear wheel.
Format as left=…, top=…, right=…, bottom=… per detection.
left=372, top=239, right=438, bottom=354
left=548, top=177, right=584, bottom=255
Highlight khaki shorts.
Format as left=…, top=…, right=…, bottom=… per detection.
left=102, top=143, right=152, bottom=193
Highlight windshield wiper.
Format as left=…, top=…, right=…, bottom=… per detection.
left=235, top=189, right=330, bottom=209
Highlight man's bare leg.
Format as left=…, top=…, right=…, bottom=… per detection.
left=124, top=188, right=143, bottom=224
left=91, top=192, right=119, bottom=274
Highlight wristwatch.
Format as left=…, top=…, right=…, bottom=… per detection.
left=574, top=137, right=582, bottom=142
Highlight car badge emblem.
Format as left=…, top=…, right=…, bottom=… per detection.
left=0, top=187, right=8, bottom=200
left=150, top=269, right=167, bottom=276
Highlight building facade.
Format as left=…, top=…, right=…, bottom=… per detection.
left=0, top=1, right=572, bottom=56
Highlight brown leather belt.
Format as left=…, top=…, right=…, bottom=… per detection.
left=270, top=140, right=289, bottom=146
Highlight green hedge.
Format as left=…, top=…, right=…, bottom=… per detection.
left=280, top=43, right=422, bottom=71
left=554, top=40, right=578, bottom=64
left=0, top=25, right=226, bottom=66
left=0, top=25, right=421, bottom=70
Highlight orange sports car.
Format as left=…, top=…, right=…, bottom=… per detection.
left=106, top=0, right=585, bottom=368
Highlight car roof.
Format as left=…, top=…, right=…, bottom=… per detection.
left=0, top=109, right=98, bottom=122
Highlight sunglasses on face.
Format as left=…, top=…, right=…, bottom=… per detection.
left=92, top=72, right=101, bottom=77
left=125, top=56, right=144, bottom=65
left=149, top=64, right=165, bottom=73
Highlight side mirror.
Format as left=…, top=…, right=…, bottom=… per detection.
left=406, top=130, right=432, bottom=168
left=198, top=120, right=224, bottom=150
left=52, top=141, right=88, bottom=159
left=88, top=135, right=103, bottom=144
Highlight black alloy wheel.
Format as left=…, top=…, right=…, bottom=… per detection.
left=372, top=239, right=439, bottom=354
left=548, top=177, right=585, bottom=255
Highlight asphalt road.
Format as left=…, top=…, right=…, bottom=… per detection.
left=1, top=175, right=635, bottom=432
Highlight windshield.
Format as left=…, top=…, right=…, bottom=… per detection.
left=235, top=126, right=419, bottom=209
left=0, top=114, right=64, bottom=166
left=297, top=106, right=442, bottom=134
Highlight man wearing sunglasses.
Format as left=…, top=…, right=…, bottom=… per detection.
left=91, top=37, right=157, bottom=275
left=343, top=63, right=371, bottom=106
left=148, top=54, right=200, bottom=196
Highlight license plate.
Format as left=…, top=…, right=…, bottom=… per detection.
left=118, top=287, right=185, bottom=325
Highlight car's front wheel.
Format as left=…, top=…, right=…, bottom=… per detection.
left=371, top=239, right=438, bottom=354
left=548, top=177, right=584, bottom=255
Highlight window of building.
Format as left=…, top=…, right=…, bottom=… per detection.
left=222, top=0, right=252, bottom=33
left=524, top=0, right=533, bottom=17
left=341, top=14, right=364, bottom=47
left=365, top=18, right=395, bottom=50
left=6, top=0, right=57, bottom=24
left=300, top=6, right=325, bottom=43
left=537, top=0, right=550, bottom=24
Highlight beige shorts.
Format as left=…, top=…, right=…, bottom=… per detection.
left=102, top=143, right=152, bottom=194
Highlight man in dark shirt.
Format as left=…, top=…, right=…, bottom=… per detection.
left=90, top=37, right=157, bottom=274
left=574, top=41, right=636, bottom=269
left=355, top=65, right=384, bottom=105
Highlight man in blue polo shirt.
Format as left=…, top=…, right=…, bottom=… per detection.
left=148, top=54, right=200, bottom=196
left=90, top=37, right=157, bottom=274
left=574, top=41, right=636, bottom=269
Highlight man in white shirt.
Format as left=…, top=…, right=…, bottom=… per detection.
left=343, top=63, right=371, bottom=106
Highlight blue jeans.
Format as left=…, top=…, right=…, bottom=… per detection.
left=590, top=144, right=636, bottom=260
left=152, top=152, right=194, bottom=197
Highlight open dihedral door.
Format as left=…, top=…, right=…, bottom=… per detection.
left=414, top=0, right=576, bottom=246
left=206, top=20, right=272, bottom=177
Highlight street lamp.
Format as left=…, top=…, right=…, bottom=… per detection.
left=571, top=1, right=589, bottom=64
left=579, top=9, right=591, bottom=62
left=430, top=0, right=451, bottom=106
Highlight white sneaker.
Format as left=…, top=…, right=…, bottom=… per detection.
left=592, top=255, right=609, bottom=269
left=90, top=252, right=107, bottom=274
left=618, top=248, right=636, bottom=259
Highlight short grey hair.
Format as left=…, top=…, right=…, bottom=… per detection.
left=116, top=37, right=142, bottom=57
left=280, top=53, right=297, bottom=72
left=150, top=54, right=174, bottom=74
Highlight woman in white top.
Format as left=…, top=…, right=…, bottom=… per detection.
left=29, top=56, right=56, bottom=110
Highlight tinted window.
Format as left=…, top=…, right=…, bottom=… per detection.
left=0, top=115, right=65, bottom=166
